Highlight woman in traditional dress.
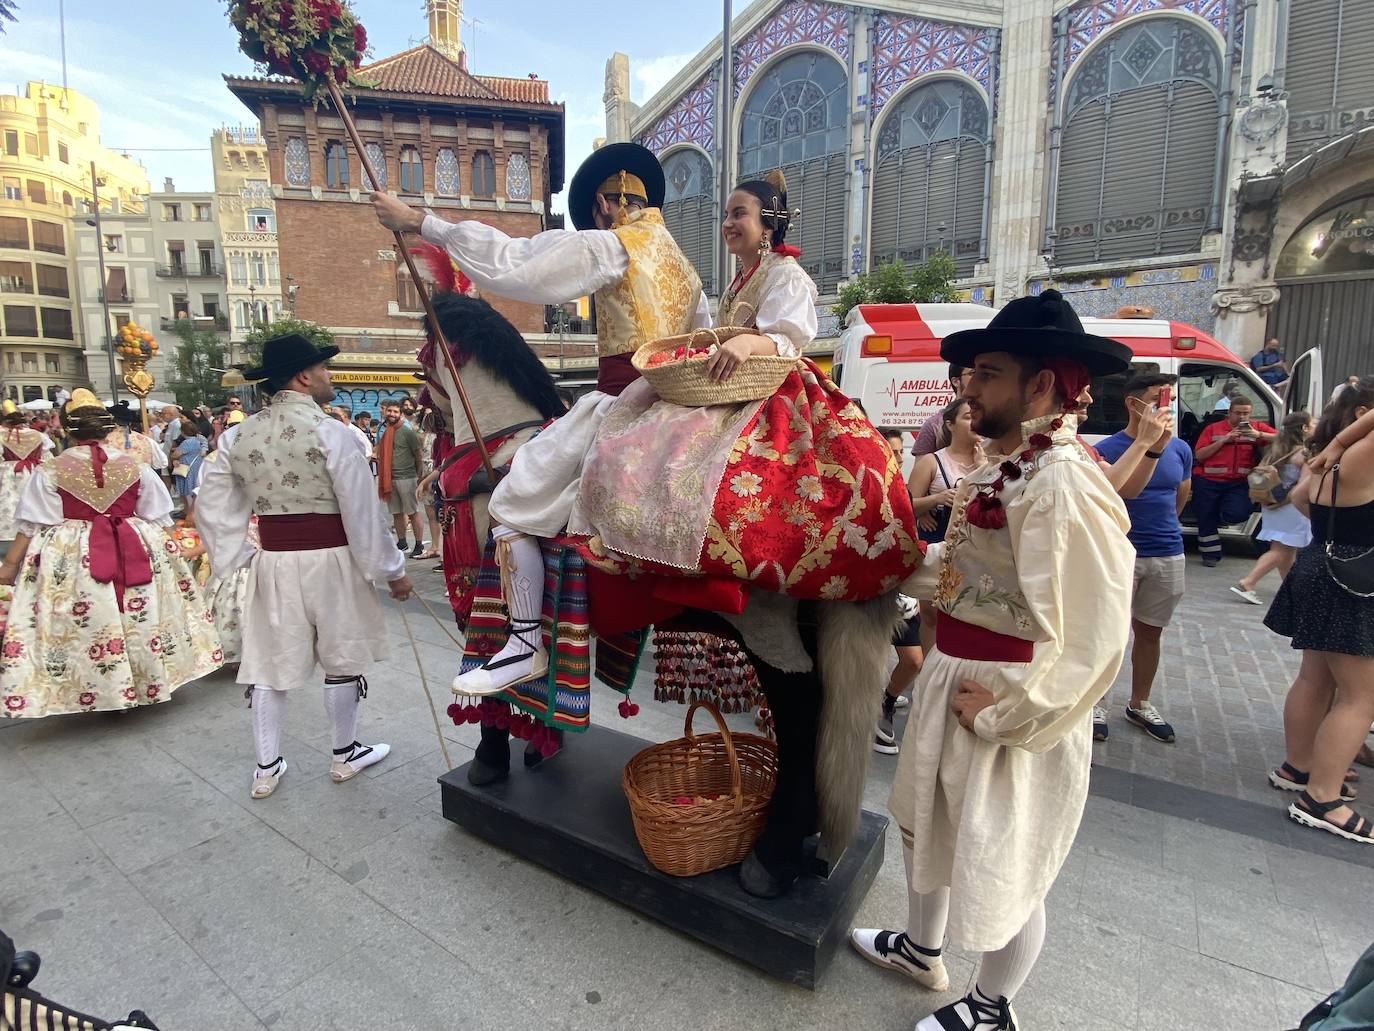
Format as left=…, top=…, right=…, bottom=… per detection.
left=0, top=390, right=222, bottom=720
left=103, top=400, right=168, bottom=471
left=0, top=400, right=54, bottom=547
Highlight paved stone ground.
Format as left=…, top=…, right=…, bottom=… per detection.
left=3, top=555, right=1372, bottom=1031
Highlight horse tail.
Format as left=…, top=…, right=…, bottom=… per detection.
left=815, top=591, right=903, bottom=855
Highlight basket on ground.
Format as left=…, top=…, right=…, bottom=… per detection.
left=623, top=700, right=778, bottom=877
left=632, top=327, right=798, bottom=407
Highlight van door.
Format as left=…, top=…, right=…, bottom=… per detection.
left=1284, top=348, right=1324, bottom=417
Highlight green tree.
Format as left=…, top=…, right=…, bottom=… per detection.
left=909, top=250, right=960, bottom=303
left=241, top=316, right=334, bottom=367
left=831, top=252, right=962, bottom=324
left=166, top=320, right=229, bottom=411
left=833, top=274, right=871, bottom=327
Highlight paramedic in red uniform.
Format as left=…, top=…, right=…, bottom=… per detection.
left=1190, top=395, right=1276, bottom=566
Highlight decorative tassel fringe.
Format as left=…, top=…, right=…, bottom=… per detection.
left=652, top=631, right=765, bottom=730
left=445, top=698, right=563, bottom=757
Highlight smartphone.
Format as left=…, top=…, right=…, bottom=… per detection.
left=1152, top=385, right=1172, bottom=415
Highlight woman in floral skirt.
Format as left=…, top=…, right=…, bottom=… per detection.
left=0, top=390, right=222, bottom=719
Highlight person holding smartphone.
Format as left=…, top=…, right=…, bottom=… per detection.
left=1191, top=394, right=1277, bottom=566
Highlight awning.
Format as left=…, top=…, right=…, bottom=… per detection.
left=1237, top=125, right=1374, bottom=210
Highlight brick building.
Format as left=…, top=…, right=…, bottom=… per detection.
left=224, top=5, right=564, bottom=405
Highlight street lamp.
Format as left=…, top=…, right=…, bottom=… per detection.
left=86, top=161, right=119, bottom=403
left=248, top=283, right=257, bottom=329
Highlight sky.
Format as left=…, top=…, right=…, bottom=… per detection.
left=1, top=0, right=726, bottom=210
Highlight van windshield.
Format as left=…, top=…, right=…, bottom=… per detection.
left=1176, top=363, right=1277, bottom=450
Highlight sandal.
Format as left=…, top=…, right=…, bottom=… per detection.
left=251, top=757, right=287, bottom=800
left=1268, top=762, right=1356, bottom=800
left=1288, top=790, right=1374, bottom=845
left=417, top=549, right=439, bottom=560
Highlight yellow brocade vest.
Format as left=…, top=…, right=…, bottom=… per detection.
left=594, top=208, right=701, bottom=359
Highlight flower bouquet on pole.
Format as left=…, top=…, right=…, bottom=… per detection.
left=225, top=0, right=495, bottom=478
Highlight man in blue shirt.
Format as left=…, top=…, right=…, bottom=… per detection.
left=1093, top=373, right=1193, bottom=745
left=1250, top=337, right=1289, bottom=391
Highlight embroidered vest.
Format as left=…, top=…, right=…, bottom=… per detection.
left=1, top=427, right=45, bottom=463
left=51, top=446, right=140, bottom=513
left=717, top=251, right=806, bottom=330
left=227, top=392, right=340, bottom=515
left=594, top=208, right=702, bottom=358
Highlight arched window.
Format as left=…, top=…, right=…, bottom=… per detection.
left=739, top=50, right=850, bottom=292
left=325, top=141, right=349, bottom=189
left=506, top=152, right=532, bottom=201
left=361, top=142, right=386, bottom=190
left=399, top=146, right=423, bottom=194
left=1054, top=16, right=1222, bottom=265
left=871, top=79, right=989, bottom=275
left=61, top=191, right=73, bottom=207
left=284, top=137, right=311, bottom=187
left=661, top=149, right=717, bottom=294
left=471, top=151, right=495, bottom=198
left=435, top=148, right=460, bottom=196
left=1284, top=0, right=1374, bottom=157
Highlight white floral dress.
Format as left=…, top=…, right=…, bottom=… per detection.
left=0, top=427, right=54, bottom=540
left=0, top=445, right=222, bottom=719
left=889, top=416, right=1135, bottom=951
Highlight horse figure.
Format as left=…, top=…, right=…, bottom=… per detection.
left=420, top=270, right=916, bottom=899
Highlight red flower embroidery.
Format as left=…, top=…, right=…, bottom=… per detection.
left=78, top=692, right=97, bottom=706
left=2, top=639, right=23, bottom=658
left=211, top=649, right=224, bottom=664
left=72, top=601, right=90, bottom=617
left=126, top=597, right=146, bottom=612
left=146, top=685, right=161, bottom=699
left=122, top=687, right=137, bottom=701
left=148, top=636, right=162, bottom=653
left=107, top=639, right=125, bottom=656
left=87, top=643, right=106, bottom=662
left=177, top=579, right=192, bottom=593
left=3, top=694, right=25, bottom=711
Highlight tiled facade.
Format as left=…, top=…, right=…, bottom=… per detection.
left=732, top=0, right=851, bottom=97
left=869, top=15, right=999, bottom=114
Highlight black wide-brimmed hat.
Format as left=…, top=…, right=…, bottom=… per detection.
left=941, top=289, right=1132, bottom=377
left=242, top=333, right=339, bottom=382
left=107, top=400, right=139, bottom=426
left=567, top=142, right=665, bottom=231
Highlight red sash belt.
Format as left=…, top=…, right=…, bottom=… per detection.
left=936, top=612, right=1034, bottom=663
left=89, top=514, right=153, bottom=612
left=3, top=448, right=40, bottom=473
left=596, top=353, right=640, bottom=396
left=258, top=513, right=349, bottom=551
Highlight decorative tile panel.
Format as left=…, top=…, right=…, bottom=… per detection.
left=639, top=73, right=716, bottom=155
left=505, top=152, right=532, bottom=201
left=284, top=137, right=310, bottom=187
left=435, top=148, right=460, bottom=196
left=732, top=0, right=851, bottom=97
left=361, top=142, right=387, bottom=191
left=869, top=15, right=999, bottom=115
left=1030, top=263, right=1219, bottom=330
left=1064, top=0, right=1229, bottom=73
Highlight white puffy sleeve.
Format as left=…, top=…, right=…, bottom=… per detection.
left=15, top=467, right=63, bottom=534
left=420, top=216, right=627, bottom=303
left=970, top=464, right=1135, bottom=752
left=196, top=431, right=256, bottom=574
left=320, top=419, right=406, bottom=585
left=691, top=291, right=712, bottom=331
left=749, top=263, right=817, bottom=358
left=39, top=434, right=55, bottom=454
left=134, top=464, right=175, bottom=526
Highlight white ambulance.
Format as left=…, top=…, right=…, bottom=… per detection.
left=834, top=302, right=1325, bottom=546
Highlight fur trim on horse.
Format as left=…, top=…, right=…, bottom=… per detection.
left=423, top=292, right=564, bottom=422
left=815, top=590, right=904, bottom=854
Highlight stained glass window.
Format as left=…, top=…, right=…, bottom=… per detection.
left=435, top=148, right=460, bottom=196
left=362, top=143, right=386, bottom=190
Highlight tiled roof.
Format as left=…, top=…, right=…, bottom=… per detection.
left=476, top=75, right=551, bottom=104
left=359, top=46, right=552, bottom=105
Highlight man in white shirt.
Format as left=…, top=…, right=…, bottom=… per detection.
left=197, top=333, right=414, bottom=800
left=372, top=143, right=708, bottom=696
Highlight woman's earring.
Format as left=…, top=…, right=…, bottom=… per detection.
left=757, top=235, right=769, bottom=260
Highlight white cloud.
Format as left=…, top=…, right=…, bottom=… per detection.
left=632, top=52, right=696, bottom=104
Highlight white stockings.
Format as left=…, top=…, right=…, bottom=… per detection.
left=488, top=524, right=544, bottom=665
left=252, top=686, right=286, bottom=769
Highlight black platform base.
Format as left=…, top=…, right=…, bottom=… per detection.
left=438, top=723, right=887, bottom=989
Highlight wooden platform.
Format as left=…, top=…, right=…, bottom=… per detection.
left=438, top=723, right=887, bottom=989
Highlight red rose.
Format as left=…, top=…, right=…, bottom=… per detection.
left=302, top=51, right=330, bottom=75
left=2, top=640, right=23, bottom=658
left=72, top=601, right=90, bottom=616
left=149, top=636, right=162, bottom=653
left=107, top=639, right=125, bottom=656
left=334, top=64, right=348, bottom=83
left=964, top=492, right=1007, bottom=530
left=3, top=694, right=25, bottom=711
left=78, top=692, right=96, bottom=706
left=127, top=597, right=146, bottom=612
left=88, top=643, right=106, bottom=661
left=122, top=687, right=137, bottom=701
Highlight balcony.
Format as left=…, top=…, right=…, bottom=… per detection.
left=156, top=262, right=223, bottom=279
left=223, top=230, right=277, bottom=246
left=160, top=313, right=230, bottom=332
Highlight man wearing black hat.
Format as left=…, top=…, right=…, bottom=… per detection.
left=372, top=143, right=711, bottom=695
left=197, top=333, right=415, bottom=800
left=850, top=292, right=1136, bottom=1031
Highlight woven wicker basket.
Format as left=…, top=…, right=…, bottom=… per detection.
left=623, top=700, right=779, bottom=877
left=632, top=327, right=798, bottom=407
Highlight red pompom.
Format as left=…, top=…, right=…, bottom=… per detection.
left=446, top=702, right=461, bottom=722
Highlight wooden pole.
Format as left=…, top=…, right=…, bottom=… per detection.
left=324, top=78, right=497, bottom=484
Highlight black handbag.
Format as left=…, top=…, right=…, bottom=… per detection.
left=1323, top=465, right=1374, bottom=598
